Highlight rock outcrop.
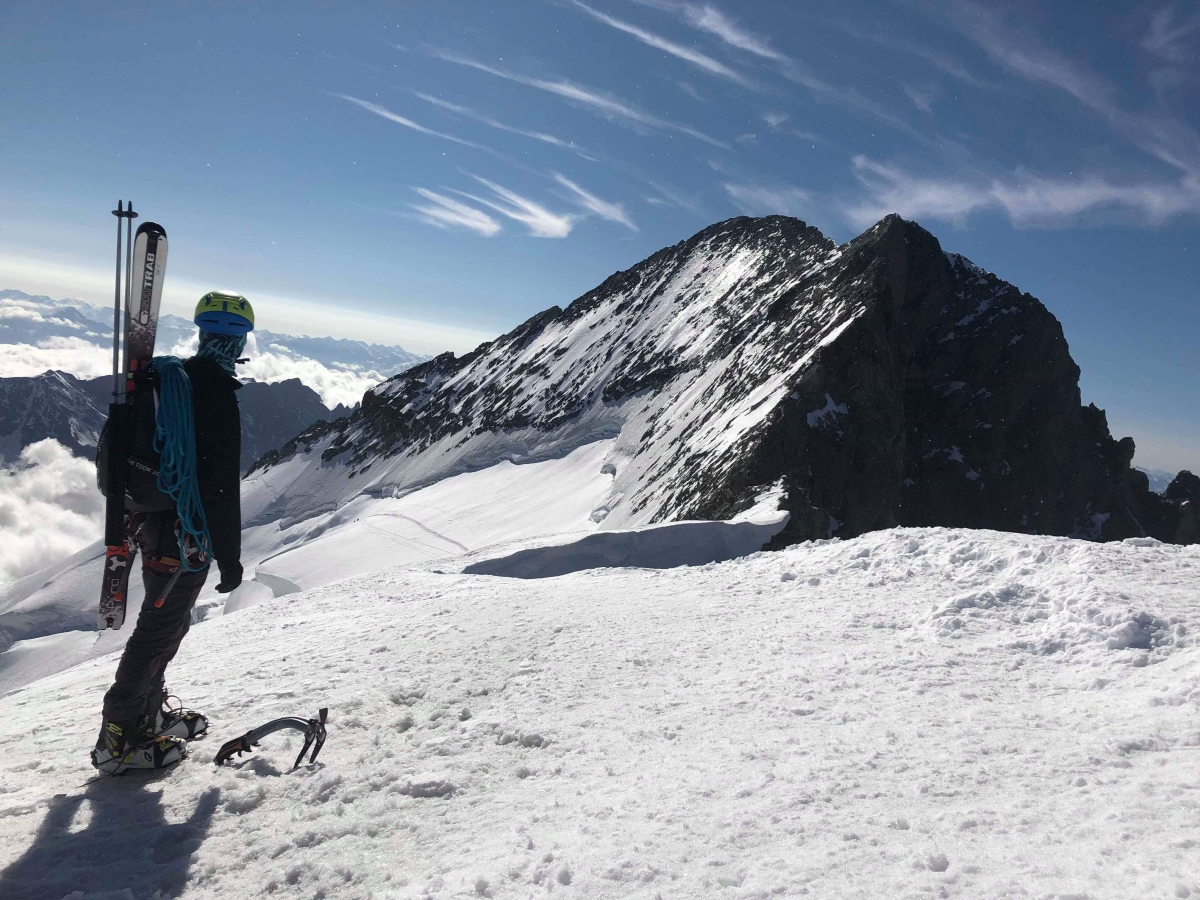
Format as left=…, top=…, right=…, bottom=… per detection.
left=0, top=371, right=107, bottom=462
left=252, top=214, right=1195, bottom=545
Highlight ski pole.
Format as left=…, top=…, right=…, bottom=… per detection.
left=110, top=201, right=124, bottom=400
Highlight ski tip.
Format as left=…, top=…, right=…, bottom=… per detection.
left=135, top=221, right=167, bottom=238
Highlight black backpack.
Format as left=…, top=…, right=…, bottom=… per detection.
left=96, top=375, right=175, bottom=513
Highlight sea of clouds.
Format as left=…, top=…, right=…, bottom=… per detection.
left=163, top=332, right=386, bottom=410
left=0, top=439, right=104, bottom=585
left=1, top=289, right=426, bottom=410
left=0, top=291, right=433, bottom=587
left=0, top=335, right=113, bottom=380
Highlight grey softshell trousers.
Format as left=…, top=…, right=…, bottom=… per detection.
left=101, top=510, right=209, bottom=724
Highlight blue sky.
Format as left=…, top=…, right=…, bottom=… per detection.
left=1, top=1, right=1197, bottom=470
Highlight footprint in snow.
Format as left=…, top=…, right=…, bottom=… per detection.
left=400, top=772, right=456, bottom=798
left=498, top=731, right=546, bottom=748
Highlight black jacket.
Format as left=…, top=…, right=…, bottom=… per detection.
left=183, top=356, right=241, bottom=566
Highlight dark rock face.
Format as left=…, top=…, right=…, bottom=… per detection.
left=253, top=214, right=1195, bottom=546
left=1165, top=471, right=1200, bottom=544
left=236, top=379, right=333, bottom=473
left=736, top=218, right=1188, bottom=545
left=0, top=371, right=107, bottom=462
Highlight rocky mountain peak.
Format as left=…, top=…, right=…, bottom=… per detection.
left=251, top=214, right=1194, bottom=546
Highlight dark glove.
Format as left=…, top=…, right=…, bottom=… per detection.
left=216, top=561, right=243, bottom=593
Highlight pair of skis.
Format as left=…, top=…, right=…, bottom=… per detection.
left=98, top=201, right=168, bottom=631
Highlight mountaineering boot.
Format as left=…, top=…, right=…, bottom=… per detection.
left=153, top=689, right=208, bottom=741
left=91, top=716, right=186, bottom=775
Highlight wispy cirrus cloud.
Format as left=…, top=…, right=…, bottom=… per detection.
left=410, top=188, right=502, bottom=237
left=904, top=84, right=938, bottom=114
left=645, top=180, right=704, bottom=214
left=1142, top=6, right=1200, bottom=64
left=427, top=48, right=727, bottom=147
left=680, top=3, right=787, bottom=63
left=553, top=173, right=637, bottom=230
left=334, top=94, right=490, bottom=151
left=455, top=177, right=576, bottom=238
left=641, top=2, right=928, bottom=139
left=414, top=93, right=589, bottom=155
left=759, top=111, right=824, bottom=143
left=723, top=182, right=811, bottom=217
left=944, top=1, right=1200, bottom=179
left=844, top=156, right=1200, bottom=229
left=571, top=1, right=754, bottom=88
left=830, top=20, right=998, bottom=91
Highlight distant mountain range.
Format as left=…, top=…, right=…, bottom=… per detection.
left=1135, top=467, right=1178, bottom=494
left=252, top=214, right=1198, bottom=546
left=0, top=287, right=428, bottom=471
left=0, top=369, right=353, bottom=474
left=0, top=288, right=427, bottom=377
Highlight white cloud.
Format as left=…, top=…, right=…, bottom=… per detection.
left=646, top=2, right=922, bottom=139
left=645, top=180, right=704, bottom=214
left=904, top=84, right=937, bottom=114
left=0, top=306, right=49, bottom=323
left=946, top=1, right=1200, bottom=180
left=724, top=183, right=811, bottom=216
left=165, top=333, right=386, bottom=409
left=428, top=49, right=727, bottom=147
left=240, top=355, right=385, bottom=410
left=682, top=3, right=786, bottom=62
left=0, top=337, right=111, bottom=379
left=846, top=156, right=1200, bottom=229
left=572, top=1, right=755, bottom=87
left=457, top=177, right=576, bottom=238
left=414, top=93, right=585, bottom=153
left=1143, top=7, right=1200, bottom=64
left=411, top=188, right=502, bottom=236
left=0, top=439, right=105, bottom=586
left=334, top=94, right=491, bottom=152
left=553, top=173, right=637, bottom=230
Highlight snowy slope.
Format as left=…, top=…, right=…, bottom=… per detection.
left=244, top=440, right=620, bottom=590
left=249, top=216, right=849, bottom=532
left=2, top=440, right=790, bottom=694
left=0, top=443, right=607, bottom=694
left=0, top=528, right=1195, bottom=898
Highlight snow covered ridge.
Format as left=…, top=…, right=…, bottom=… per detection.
left=250, top=214, right=1198, bottom=546
left=0, top=528, right=1196, bottom=898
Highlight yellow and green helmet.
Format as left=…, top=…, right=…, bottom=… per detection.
left=194, top=291, right=255, bottom=335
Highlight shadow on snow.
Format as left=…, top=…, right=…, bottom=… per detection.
left=0, top=775, right=218, bottom=900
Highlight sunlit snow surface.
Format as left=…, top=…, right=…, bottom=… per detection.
left=0, top=528, right=1196, bottom=898
left=0, top=442, right=626, bottom=695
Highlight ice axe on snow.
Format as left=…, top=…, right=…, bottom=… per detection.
left=214, top=708, right=328, bottom=771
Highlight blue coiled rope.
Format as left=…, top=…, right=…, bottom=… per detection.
left=151, top=356, right=212, bottom=571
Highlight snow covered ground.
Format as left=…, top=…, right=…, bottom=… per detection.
left=0, top=442, right=617, bottom=695
left=0, top=527, right=1195, bottom=899
left=0, top=440, right=791, bottom=696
